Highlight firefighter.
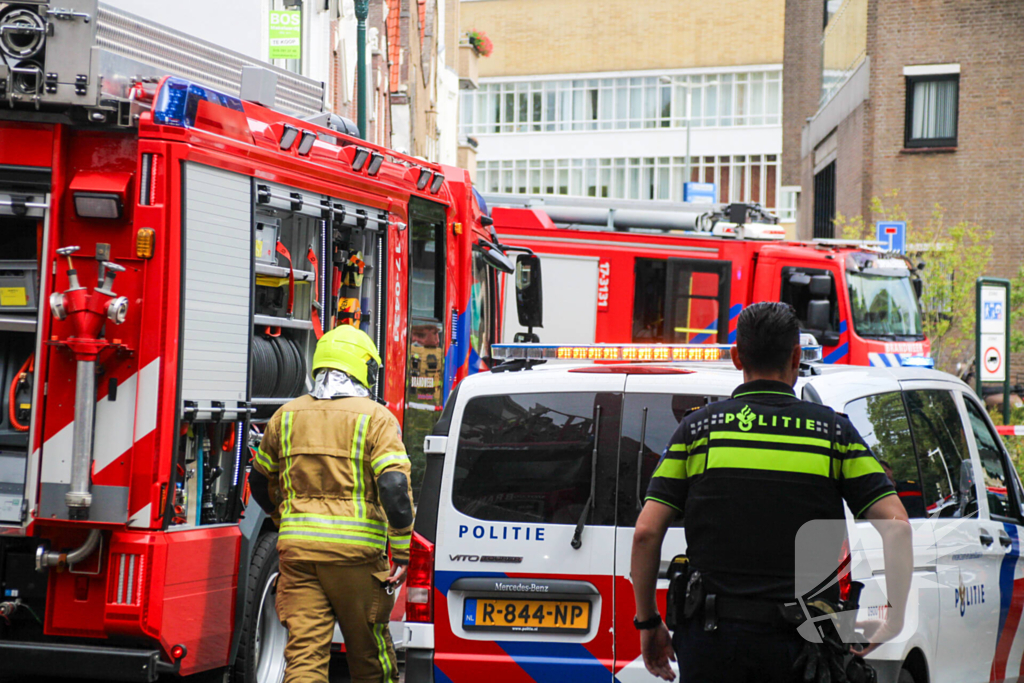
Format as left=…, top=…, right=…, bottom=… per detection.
left=630, top=302, right=912, bottom=682
left=249, top=325, right=413, bottom=683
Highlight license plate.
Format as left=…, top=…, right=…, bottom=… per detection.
left=462, top=598, right=591, bottom=634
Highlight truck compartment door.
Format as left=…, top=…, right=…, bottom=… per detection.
left=664, top=258, right=731, bottom=344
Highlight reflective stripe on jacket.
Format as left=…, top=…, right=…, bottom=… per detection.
left=253, top=395, right=414, bottom=564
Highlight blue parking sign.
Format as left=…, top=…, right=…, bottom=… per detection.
left=876, top=221, right=906, bottom=254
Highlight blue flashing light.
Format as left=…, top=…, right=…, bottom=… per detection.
left=153, top=77, right=245, bottom=128
left=901, top=356, right=935, bottom=369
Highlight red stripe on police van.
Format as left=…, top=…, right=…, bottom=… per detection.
left=991, top=578, right=1024, bottom=680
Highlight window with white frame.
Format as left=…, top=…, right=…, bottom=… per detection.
left=779, top=186, right=800, bottom=223
left=458, top=70, right=782, bottom=137
left=904, top=68, right=959, bottom=148
left=476, top=155, right=780, bottom=208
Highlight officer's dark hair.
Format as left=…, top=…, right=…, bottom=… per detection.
left=736, top=302, right=800, bottom=373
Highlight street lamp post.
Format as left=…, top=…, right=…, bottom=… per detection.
left=355, top=0, right=369, bottom=140
left=683, top=80, right=717, bottom=198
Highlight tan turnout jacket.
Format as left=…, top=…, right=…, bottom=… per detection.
left=253, top=395, right=413, bottom=564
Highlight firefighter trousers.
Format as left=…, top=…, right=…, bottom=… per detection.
left=276, top=555, right=398, bottom=683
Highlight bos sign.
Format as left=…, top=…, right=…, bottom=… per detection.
left=269, top=10, right=301, bottom=60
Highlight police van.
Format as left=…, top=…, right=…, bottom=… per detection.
left=400, top=343, right=1024, bottom=683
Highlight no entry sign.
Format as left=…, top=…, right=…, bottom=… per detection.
left=977, top=278, right=1011, bottom=422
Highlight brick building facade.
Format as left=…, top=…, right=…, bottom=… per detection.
left=785, top=0, right=1024, bottom=289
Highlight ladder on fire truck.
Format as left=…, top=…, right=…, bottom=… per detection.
left=0, top=0, right=324, bottom=120
left=482, top=192, right=786, bottom=239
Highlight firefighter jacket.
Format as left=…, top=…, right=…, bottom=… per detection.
left=253, top=394, right=414, bottom=565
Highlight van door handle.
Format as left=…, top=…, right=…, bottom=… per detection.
left=999, top=530, right=1013, bottom=548
left=980, top=531, right=994, bottom=547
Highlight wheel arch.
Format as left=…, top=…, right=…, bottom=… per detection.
left=227, top=499, right=270, bottom=665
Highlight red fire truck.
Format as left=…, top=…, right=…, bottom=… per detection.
left=489, top=196, right=930, bottom=368
left=0, top=2, right=528, bottom=679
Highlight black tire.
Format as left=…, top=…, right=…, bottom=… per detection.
left=898, top=669, right=916, bottom=683
left=234, top=532, right=287, bottom=683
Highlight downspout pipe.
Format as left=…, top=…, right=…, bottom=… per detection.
left=36, top=529, right=101, bottom=572
left=355, top=0, right=369, bottom=140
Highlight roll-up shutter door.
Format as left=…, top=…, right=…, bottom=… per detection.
left=181, top=163, right=252, bottom=411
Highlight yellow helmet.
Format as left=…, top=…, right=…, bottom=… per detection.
left=312, top=325, right=381, bottom=390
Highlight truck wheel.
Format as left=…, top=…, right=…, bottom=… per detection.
left=898, top=669, right=916, bottom=683
left=234, top=532, right=288, bottom=683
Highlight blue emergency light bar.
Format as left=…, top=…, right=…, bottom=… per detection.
left=153, top=77, right=245, bottom=128
left=491, top=342, right=823, bottom=364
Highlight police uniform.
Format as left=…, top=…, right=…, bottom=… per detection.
left=646, top=379, right=896, bottom=682
left=251, top=326, right=413, bottom=683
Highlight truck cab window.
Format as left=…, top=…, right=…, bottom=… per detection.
left=405, top=198, right=448, bottom=499
left=468, top=247, right=496, bottom=369
left=780, top=267, right=839, bottom=346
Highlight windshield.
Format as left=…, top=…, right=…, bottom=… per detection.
left=847, top=272, right=923, bottom=339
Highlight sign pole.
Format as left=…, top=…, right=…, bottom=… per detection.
left=977, top=277, right=1012, bottom=424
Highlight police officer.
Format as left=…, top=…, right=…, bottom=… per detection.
left=631, top=302, right=912, bottom=682
left=249, top=325, right=413, bottom=683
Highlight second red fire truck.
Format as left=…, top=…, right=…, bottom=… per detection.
left=487, top=196, right=930, bottom=368
left=0, top=1, right=532, bottom=680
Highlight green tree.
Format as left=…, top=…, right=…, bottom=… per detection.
left=834, top=190, right=993, bottom=373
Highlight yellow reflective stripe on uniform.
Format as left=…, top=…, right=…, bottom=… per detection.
left=371, top=451, right=409, bottom=475
left=835, top=442, right=868, bottom=454
left=280, top=412, right=295, bottom=514
left=389, top=534, right=411, bottom=550
left=373, top=623, right=392, bottom=681
left=255, top=447, right=277, bottom=472
left=278, top=530, right=387, bottom=549
left=669, top=437, right=708, bottom=453
left=842, top=455, right=885, bottom=480
left=709, top=430, right=833, bottom=450
left=651, top=455, right=704, bottom=480
left=280, top=515, right=387, bottom=536
left=280, top=522, right=386, bottom=543
left=706, top=446, right=831, bottom=477
left=281, top=512, right=387, bottom=529
left=350, top=414, right=369, bottom=518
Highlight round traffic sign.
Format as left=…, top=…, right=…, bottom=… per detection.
left=984, top=346, right=1002, bottom=375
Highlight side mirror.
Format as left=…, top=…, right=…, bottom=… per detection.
left=515, top=253, right=543, bottom=329
left=913, top=278, right=923, bottom=300
left=806, top=300, right=831, bottom=332
left=477, top=240, right=515, bottom=273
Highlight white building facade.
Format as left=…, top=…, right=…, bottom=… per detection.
left=460, top=65, right=791, bottom=218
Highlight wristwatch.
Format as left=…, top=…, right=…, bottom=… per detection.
left=633, top=613, right=662, bottom=630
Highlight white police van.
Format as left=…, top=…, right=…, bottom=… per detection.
left=400, top=343, right=1024, bottom=683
